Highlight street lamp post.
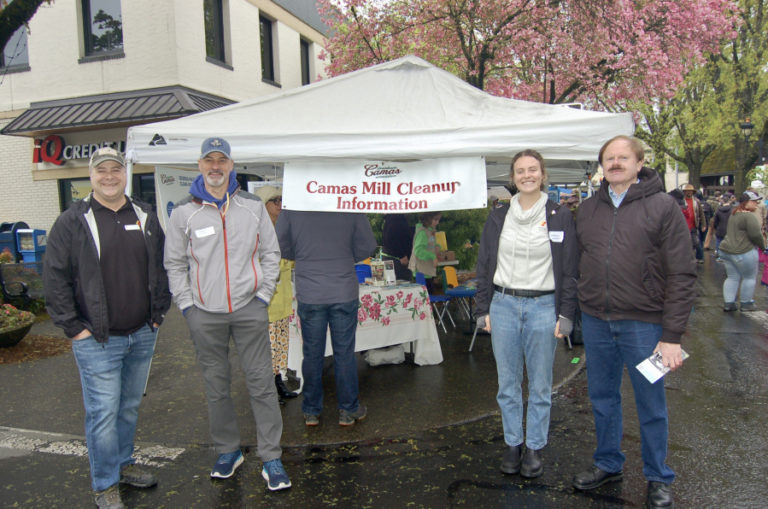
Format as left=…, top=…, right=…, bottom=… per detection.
left=740, top=117, right=754, bottom=190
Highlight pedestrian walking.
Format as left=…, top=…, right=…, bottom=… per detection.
left=719, top=191, right=766, bottom=312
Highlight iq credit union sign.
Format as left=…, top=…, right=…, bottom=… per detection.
left=33, top=134, right=126, bottom=166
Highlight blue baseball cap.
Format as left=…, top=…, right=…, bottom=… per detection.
left=200, top=137, right=231, bottom=159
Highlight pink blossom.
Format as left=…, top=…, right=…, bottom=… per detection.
left=386, top=295, right=396, bottom=307
left=358, top=308, right=367, bottom=322
left=370, top=302, right=382, bottom=321
left=318, top=0, right=738, bottom=110
left=419, top=312, right=426, bottom=320
left=382, top=316, right=391, bottom=326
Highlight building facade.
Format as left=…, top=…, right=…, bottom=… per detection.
left=0, top=0, right=327, bottom=231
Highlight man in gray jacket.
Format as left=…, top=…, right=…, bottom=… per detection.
left=164, top=137, right=290, bottom=491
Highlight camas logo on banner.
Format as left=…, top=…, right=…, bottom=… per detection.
left=364, top=163, right=401, bottom=177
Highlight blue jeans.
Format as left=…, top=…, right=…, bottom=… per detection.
left=490, top=292, right=557, bottom=450
left=581, top=312, right=674, bottom=484
left=72, top=324, right=157, bottom=491
left=298, top=299, right=360, bottom=415
left=720, top=249, right=759, bottom=303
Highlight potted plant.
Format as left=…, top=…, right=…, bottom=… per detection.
left=0, top=303, right=35, bottom=348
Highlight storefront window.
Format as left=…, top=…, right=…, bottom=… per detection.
left=82, top=0, right=123, bottom=56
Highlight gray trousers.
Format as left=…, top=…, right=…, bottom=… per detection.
left=186, top=297, right=282, bottom=461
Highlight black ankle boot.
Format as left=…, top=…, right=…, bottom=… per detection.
left=275, top=374, right=298, bottom=399
left=520, top=447, right=543, bottom=478
left=500, top=444, right=522, bottom=474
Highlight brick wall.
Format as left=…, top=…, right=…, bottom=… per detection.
left=0, top=122, right=61, bottom=232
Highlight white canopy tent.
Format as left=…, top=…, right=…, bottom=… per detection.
left=125, top=56, right=634, bottom=183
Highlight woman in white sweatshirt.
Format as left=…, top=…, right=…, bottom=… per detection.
left=475, top=149, right=579, bottom=479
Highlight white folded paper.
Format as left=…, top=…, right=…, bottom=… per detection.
left=636, top=349, right=689, bottom=383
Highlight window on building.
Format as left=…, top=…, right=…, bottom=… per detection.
left=1, top=25, right=29, bottom=69
left=260, top=16, right=276, bottom=84
left=204, top=0, right=226, bottom=63
left=300, top=39, right=310, bottom=85
left=82, top=0, right=124, bottom=56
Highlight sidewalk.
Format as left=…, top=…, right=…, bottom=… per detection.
left=1, top=298, right=584, bottom=507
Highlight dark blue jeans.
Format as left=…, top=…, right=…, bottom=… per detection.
left=581, top=312, right=675, bottom=484
left=298, top=299, right=360, bottom=415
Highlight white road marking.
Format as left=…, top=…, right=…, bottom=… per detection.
left=0, top=426, right=185, bottom=467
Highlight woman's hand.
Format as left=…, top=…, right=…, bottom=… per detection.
left=479, top=315, right=491, bottom=333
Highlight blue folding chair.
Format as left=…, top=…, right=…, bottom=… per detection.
left=442, top=266, right=477, bottom=321
left=415, top=271, right=455, bottom=333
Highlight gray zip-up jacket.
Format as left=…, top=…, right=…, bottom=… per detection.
left=164, top=189, right=280, bottom=313
left=43, top=195, right=171, bottom=342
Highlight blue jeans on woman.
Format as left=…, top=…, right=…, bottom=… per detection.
left=581, top=312, right=675, bottom=484
left=720, top=249, right=759, bottom=303
left=71, top=324, right=157, bottom=491
left=298, top=299, right=361, bottom=416
left=489, top=291, right=557, bottom=450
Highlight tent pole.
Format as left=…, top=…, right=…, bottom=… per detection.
left=126, top=159, right=133, bottom=197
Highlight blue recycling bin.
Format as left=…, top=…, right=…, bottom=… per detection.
left=0, top=221, right=29, bottom=261
left=15, top=229, right=46, bottom=263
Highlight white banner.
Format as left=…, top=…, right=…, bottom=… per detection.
left=281, top=157, right=488, bottom=213
left=154, top=167, right=198, bottom=230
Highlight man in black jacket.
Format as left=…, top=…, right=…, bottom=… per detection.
left=44, top=147, right=171, bottom=509
left=572, top=136, right=696, bottom=509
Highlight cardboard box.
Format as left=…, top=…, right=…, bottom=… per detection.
left=437, top=250, right=455, bottom=261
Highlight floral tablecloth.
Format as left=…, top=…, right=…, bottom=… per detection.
left=287, top=283, right=443, bottom=377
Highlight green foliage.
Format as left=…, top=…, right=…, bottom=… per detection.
left=437, top=206, right=490, bottom=271
left=634, top=0, right=768, bottom=192
left=367, top=214, right=385, bottom=246
left=366, top=205, right=490, bottom=271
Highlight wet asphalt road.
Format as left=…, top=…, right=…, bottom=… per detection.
left=2, top=251, right=768, bottom=508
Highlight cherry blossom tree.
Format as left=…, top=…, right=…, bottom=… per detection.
left=635, top=0, right=767, bottom=192
left=318, top=0, right=738, bottom=110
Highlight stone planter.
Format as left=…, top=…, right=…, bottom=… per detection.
left=0, top=322, right=34, bottom=348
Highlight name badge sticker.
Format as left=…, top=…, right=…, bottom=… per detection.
left=124, top=224, right=141, bottom=231
left=195, top=226, right=216, bottom=238
left=548, top=231, right=564, bottom=243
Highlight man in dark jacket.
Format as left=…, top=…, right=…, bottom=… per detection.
left=44, top=147, right=171, bottom=509
left=381, top=213, right=414, bottom=281
left=571, top=136, right=696, bottom=509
